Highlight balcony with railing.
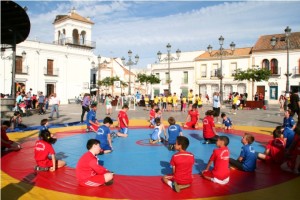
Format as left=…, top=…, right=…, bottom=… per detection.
left=53, top=37, right=96, bottom=49
left=210, top=69, right=219, bottom=79
left=294, top=67, right=300, bottom=76
left=44, top=67, right=59, bottom=76
left=270, top=67, right=281, bottom=77
left=15, top=66, right=29, bottom=75
left=201, top=71, right=207, bottom=78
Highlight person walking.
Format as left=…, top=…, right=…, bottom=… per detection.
left=212, top=92, right=221, bottom=124
left=81, top=94, right=91, bottom=123
left=48, top=93, right=60, bottom=119
left=38, top=92, right=45, bottom=115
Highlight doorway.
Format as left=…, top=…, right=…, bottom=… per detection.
left=46, top=84, right=55, bottom=97
left=256, top=86, right=265, bottom=97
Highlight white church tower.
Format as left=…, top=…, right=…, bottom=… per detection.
left=53, top=7, right=95, bottom=49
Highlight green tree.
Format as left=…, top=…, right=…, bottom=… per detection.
left=137, top=73, right=160, bottom=94
left=234, top=68, right=271, bottom=100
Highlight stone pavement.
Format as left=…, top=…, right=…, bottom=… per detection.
left=10, top=103, right=290, bottom=128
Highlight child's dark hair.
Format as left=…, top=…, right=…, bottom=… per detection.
left=103, top=117, right=113, bottom=124
left=154, top=117, right=161, bottom=125
left=155, top=108, right=160, bottom=113
left=221, top=113, right=226, bottom=118
left=168, top=117, right=176, bottom=125
left=205, top=110, right=214, bottom=116
left=122, top=104, right=129, bottom=109
left=219, top=136, right=230, bottom=146
left=272, top=128, right=282, bottom=139
left=40, top=130, right=57, bottom=144
left=86, top=139, right=100, bottom=150
left=40, top=119, right=48, bottom=126
left=192, top=104, right=197, bottom=109
left=244, top=133, right=255, bottom=144
left=2, top=120, right=11, bottom=127
left=91, top=103, right=97, bottom=108
left=14, top=111, right=20, bottom=116
left=176, top=136, right=189, bottom=150
left=151, top=104, right=156, bottom=109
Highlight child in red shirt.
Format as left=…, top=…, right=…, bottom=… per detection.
left=202, top=136, right=230, bottom=185
left=183, top=104, right=199, bottom=129
left=1, top=121, right=21, bottom=152
left=202, top=110, right=219, bottom=144
left=258, top=127, right=285, bottom=163
left=34, top=129, right=66, bottom=171
left=162, top=136, right=195, bottom=192
left=116, top=105, right=129, bottom=138
left=76, top=139, right=114, bottom=186
left=149, top=104, right=157, bottom=127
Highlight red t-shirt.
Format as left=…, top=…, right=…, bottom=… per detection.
left=170, top=151, right=195, bottom=185
left=118, top=110, right=129, bottom=128
left=149, top=109, right=155, bottom=120
left=210, top=146, right=230, bottom=180
left=34, top=140, right=55, bottom=167
left=287, top=134, right=300, bottom=169
left=266, top=138, right=285, bottom=163
left=203, top=116, right=216, bottom=139
left=76, top=151, right=109, bottom=184
left=189, top=110, right=199, bottom=122
left=1, top=127, right=13, bottom=148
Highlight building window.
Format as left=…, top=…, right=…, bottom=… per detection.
left=211, top=63, right=218, bottom=77
left=155, top=73, right=160, bottom=79
left=165, top=72, right=170, bottom=83
left=183, top=71, right=188, bottom=84
left=47, top=59, right=54, bottom=75
left=269, top=86, right=278, bottom=100
left=181, top=88, right=188, bottom=97
left=72, top=29, right=79, bottom=44
left=270, top=59, right=278, bottom=74
left=230, top=63, right=237, bottom=76
left=154, top=89, right=160, bottom=96
left=262, top=59, right=269, bottom=69
left=15, top=56, right=23, bottom=74
left=201, top=64, right=207, bottom=77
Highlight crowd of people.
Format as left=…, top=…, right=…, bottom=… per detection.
left=1, top=87, right=300, bottom=193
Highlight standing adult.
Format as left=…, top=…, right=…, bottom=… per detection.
left=135, top=92, right=141, bottom=106
left=188, top=89, right=194, bottom=110
left=38, top=92, right=45, bottom=115
left=105, top=94, right=113, bottom=115
left=26, top=88, right=33, bottom=109
left=279, top=94, right=285, bottom=112
left=81, top=94, right=91, bottom=123
left=48, top=93, right=60, bottom=119
left=289, top=88, right=300, bottom=121
left=212, top=92, right=221, bottom=124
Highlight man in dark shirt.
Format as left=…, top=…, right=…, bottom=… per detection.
left=289, top=88, right=300, bottom=122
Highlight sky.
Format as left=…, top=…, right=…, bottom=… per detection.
left=16, top=0, right=300, bottom=68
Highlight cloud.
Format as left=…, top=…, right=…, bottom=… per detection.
left=20, top=1, right=300, bottom=68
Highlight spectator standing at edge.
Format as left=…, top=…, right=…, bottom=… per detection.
left=212, top=92, right=221, bottom=124
left=48, top=93, right=60, bottom=119
left=81, top=94, right=91, bottom=123
left=289, top=88, right=300, bottom=122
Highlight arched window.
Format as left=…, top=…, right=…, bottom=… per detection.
left=80, top=31, right=86, bottom=45
left=262, top=59, right=269, bottom=69
left=72, top=29, right=79, bottom=44
left=270, top=58, right=278, bottom=74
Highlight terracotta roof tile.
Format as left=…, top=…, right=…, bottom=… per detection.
left=252, top=32, right=300, bottom=52
left=195, top=47, right=252, bottom=60
left=53, top=12, right=94, bottom=25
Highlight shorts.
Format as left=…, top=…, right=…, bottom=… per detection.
left=173, top=103, right=178, bottom=107
left=198, top=105, right=203, bottom=108
left=213, top=107, right=220, bottom=117
left=188, top=101, right=193, bottom=105
left=202, top=171, right=229, bottom=185
left=232, top=104, right=237, bottom=109
left=80, top=174, right=105, bottom=187
left=182, top=103, right=187, bottom=108
left=106, top=105, right=112, bottom=109
left=87, top=124, right=99, bottom=132
left=100, top=143, right=112, bottom=151
left=119, top=127, right=128, bottom=134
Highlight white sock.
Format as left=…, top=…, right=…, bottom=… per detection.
left=167, top=181, right=172, bottom=188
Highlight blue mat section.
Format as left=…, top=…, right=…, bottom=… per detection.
left=53, top=129, right=265, bottom=176
left=6, top=120, right=108, bottom=133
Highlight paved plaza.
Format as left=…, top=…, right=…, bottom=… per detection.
left=14, top=102, right=286, bottom=129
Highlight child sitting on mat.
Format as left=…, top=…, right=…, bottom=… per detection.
left=95, top=117, right=114, bottom=154
left=150, top=108, right=163, bottom=127
left=86, top=104, right=100, bottom=133
left=221, top=113, right=233, bottom=130
left=116, top=104, right=129, bottom=138
left=229, top=133, right=257, bottom=172
left=34, top=129, right=66, bottom=171
left=257, top=127, right=285, bottom=164
left=202, top=136, right=230, bottom=185
left=1, top=121, right=21, bottom=152
left=150, top=117, right=166, bottom=144
left=162, top=136, right=194, bottom=192
left=183, top=104, right=199, bottom=129
left=167, top=117, right=183, bottom=151
left=149, top=104, right=157, bottom=127
left=202, top=110, right=219, bottom=144
left=76, top=139, right=114, bottom=187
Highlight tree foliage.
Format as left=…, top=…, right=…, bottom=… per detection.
left=234, top=68, right=271, bottom=82
left=97, top=76, right=128, bottom=87
left=137, top=73, right=160, bottom=85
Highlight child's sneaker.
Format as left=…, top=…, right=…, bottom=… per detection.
left=34, top=166, right=49, bottom=171
left=172, top=181, right=180, bottom=193
left=105, top=179, right=114, bottom=186
left=111, top=132, right=117, bottom=138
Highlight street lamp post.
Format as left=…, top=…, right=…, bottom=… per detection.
left=207, top=36, right=235, bottom=104
left=157, top=43, right=181, bottom=94
left=121, top=50, right=139, bottom=95
left=270, top=26, right=292, bottom=111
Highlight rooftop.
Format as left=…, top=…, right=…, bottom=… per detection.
left=53, top=8, right=94, bottom=25
left=195, top=47, right=252, bottom=61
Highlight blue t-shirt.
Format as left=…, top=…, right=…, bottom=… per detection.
left=168, top=124, right=182, bottom=145
left=96, top=125, right=110, bottom=146
left=86, top=110, right=96, bottom=126
left=223, top=118, right=232, bottom=127
left=38, top=95, right=45, bottom=103
left=240, top=144, right=256, bottom=172
left=151, top=126, right=161, bottom=141
left=283, top=116, right=295, bottom=148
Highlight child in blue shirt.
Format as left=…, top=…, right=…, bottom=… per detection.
left=150, top=118, right=166, bottom=144
left=283, top=110, right=296, bottom=149
left=86, top=104, right=100, bottom=132
left=167, top=117, right=183, bottom=151
left=229, top=133, right=257, bottom=172
left=95, top=117, right=113, bottom=154
left=221, top=113, right=232, bottom=130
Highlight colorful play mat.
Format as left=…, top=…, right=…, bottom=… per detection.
left=1, top=120, right=299, bottom=199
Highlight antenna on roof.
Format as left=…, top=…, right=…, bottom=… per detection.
left=71, top=7, right=76, bottom=13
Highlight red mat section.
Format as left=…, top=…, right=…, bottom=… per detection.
left=1, top=129, right=298, bottom=199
